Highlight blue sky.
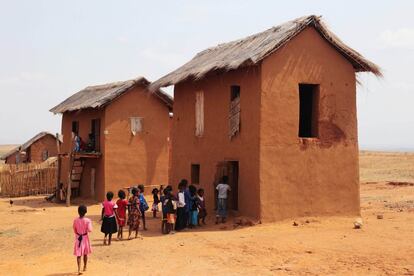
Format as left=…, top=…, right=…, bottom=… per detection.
left=0, top=1, right=413, bottom=150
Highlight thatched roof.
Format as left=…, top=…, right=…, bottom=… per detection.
left=0, top=132, right=60, bottom=160
left=50, top=77, right=173, bottom=114
left=150, top=15, right=381, bottom=90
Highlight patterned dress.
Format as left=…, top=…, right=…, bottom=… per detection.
left=127, top=195, right=141, bottom=230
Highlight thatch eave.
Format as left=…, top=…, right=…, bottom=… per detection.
left=150, top=15, right=381, bottom=91
left=50, top=77, right=173, bottom=114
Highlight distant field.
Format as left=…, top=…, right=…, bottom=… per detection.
left=360, top=150, right=414, bottom=183
left=0, top=144, right=18, bottom=164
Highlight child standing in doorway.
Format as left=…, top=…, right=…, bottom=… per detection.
left=216, top=176, right=231, bottom=224
left=101, top=191, right=118, bottom=245
left=73, top=205, right=92, bottom=275
left=116, top=190, right=128, bottom=240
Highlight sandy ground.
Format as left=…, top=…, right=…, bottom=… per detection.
left=0, top=151, right=413, bottom=276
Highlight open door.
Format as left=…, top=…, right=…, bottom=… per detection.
left=214, top=161, right=239, bottom=211
left=227, top=161, right=239, bottom=211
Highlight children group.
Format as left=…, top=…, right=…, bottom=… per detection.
left=72, top=177, right=231, bottom=274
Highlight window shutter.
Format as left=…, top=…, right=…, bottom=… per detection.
left=195, top=91, right=204, bottom=137
left=130, top=117, right=143, bottom=136
left=229, top=96, right=240, bottom=138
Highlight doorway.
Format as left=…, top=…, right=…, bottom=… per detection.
left=214, top=161, right=239, bottom=211
left=91, top=119, right=101, bottom=151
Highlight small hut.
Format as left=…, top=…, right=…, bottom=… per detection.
left=1, top=132, right=61, bottom=164
left=50, top=77, right=172, bottom=202
left=151, top=15, right=381, bottom=222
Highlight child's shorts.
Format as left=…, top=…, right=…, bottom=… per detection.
left=167, top=213, right=176, bottom=224
left=152, top=203, right=159, bottom=212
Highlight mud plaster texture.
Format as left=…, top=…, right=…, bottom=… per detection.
left=170, top=26, right=360, bottom=222
left=59, top=85, right=170, bottom=201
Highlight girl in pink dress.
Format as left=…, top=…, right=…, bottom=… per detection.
left=73, top=205, right=92, bottom=275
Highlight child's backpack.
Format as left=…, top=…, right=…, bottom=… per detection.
left=165, top=198, right=175, bottom=213
left=139, top=194, right=149, bottom=211
left=191, top=197, right=198, bottom=211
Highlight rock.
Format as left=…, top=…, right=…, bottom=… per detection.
left=377, top=214, right=383, bottom=219
left=293, top=221, right=299, bottom=226
left=353, top=218, right=363, bottom=229
left=233, top=218, right=242, bottom=225
left=233, top=217, right=256, bottom=227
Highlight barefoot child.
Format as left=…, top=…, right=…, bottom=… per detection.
left=138, top=184, right=149, bottom=230
left=116, top=190, right=128, bottom=240
left=164, top=188, right=176, bottom=234
left=152, top=187, right=160, bottom=218
left=128, top=187, right=141, bottom=239
left=216, top=176, right=231, bottom=224
left=73, top=205, right=92, bottom=275
left=197, top=188, right=207, bottom=225
left=101, top=191, right=118, bottom=245
left=188, top=185, right=199, bottom=228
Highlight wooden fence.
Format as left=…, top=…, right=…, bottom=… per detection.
left=0, top=162, right=57, bottom=197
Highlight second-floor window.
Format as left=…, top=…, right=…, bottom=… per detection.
left=229, top=85, right=241, bottom=138
left=298, top=83, right=319, bottom=138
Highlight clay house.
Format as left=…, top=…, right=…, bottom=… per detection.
left=151, top=15, right=381, bottom=222
left=1, top=132, right=61, bottom=164
left=50, top=77, right=173, bottom=201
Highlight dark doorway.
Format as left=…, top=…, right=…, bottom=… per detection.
left=227, top=161, right=239, bottom=210
left=191, top=164, right=200, bottom=185
left=214, top=161, right=239, bottom=211
left=298, top=84, right=319, bottom=138
left=91, top=119, right=101, bottom=151
left=72, top=121, right=79, bottom=135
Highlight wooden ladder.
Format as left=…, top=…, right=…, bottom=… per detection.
left=69, top=155, right=85, bottom=198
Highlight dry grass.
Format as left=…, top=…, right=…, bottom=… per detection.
left=360, top=150, right=414, bottom=183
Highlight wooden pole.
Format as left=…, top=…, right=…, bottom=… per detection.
left=56, top=133, right=62, bottom=202
left=66, top=135, right=73, bottom=207
left=66, top=153, right=72, bottom=207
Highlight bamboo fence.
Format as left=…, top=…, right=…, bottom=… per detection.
left=0, top=162, right=57, bottom=197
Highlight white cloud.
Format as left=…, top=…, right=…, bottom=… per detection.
left=380, top=28, right=414, bottom=49
left=116, top=35, right=129, bottom=44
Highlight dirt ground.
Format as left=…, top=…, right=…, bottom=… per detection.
left=0, top=151, right=413, bottom=275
